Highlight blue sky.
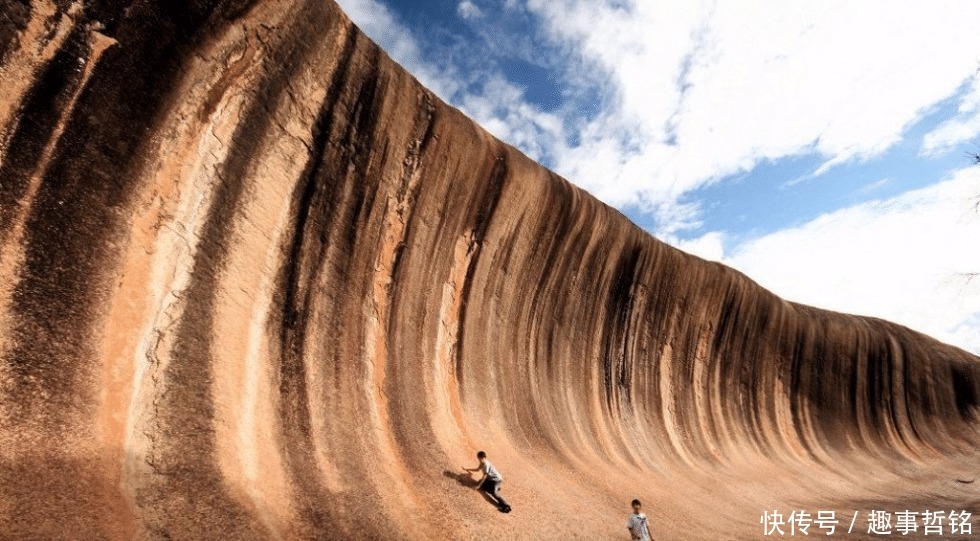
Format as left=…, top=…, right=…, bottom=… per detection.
left=338, top=0, right=980, bottom=353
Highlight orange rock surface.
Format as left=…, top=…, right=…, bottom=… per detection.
left=0, top=1, right=977, bottom=539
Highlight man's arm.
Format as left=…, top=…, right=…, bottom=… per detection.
left=462, top=464, right=486, bottom=487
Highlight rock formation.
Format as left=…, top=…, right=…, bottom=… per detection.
left=1, top=1, right=977, bottom=539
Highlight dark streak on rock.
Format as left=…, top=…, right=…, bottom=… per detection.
left=0, top=0, right=31, bottom=66
left=145, top=48, right=299, bottom=541
left=605, top=241, right=641, bottom=410
left=272, top=10, right=361, bottom=539
left=0, top=27, right=93, bottom=405
left=387, top=91, right=436, bottom=288
left=951, top=363, right=979, bottom=420
left=2, top=0, right=264, bottom=537
left=3, top=0, right=256, bottom=426
left=456, top=150, right=508, bottom=389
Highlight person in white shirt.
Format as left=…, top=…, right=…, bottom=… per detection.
left=464, top=451, right=511, bottom=512
left=627, top=499, right=652, bottom=540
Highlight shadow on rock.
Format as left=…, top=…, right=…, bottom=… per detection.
left=443, top=469, right=477, bottom=488
left=443, top=470, right=503, bottom=508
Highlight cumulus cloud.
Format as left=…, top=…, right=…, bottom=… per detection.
left=340, top=0, right=980, bottom=235
left=672, top=231, right=726, bottom=262
left=457, top=0, right=483, bottom=20
left=922, top=75, right=980, bottom=156
left=724, top=167, right=980, bottom=354
left=457, top=74, right=565, bottom=162
left=521, top=0, right=980, bottom=231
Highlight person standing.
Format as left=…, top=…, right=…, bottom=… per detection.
left=627, top=499, right=652, bottom=540
left=464, top=451, right=511, bottom=512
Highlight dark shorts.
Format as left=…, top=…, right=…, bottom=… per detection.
left=479, top=478, right=500, bottom=494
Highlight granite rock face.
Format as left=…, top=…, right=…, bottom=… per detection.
left=1, top=1, right=978, bottom=539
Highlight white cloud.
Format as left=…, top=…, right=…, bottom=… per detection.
left=672, top=231, right=726, bottom=262
left=457, top=0, right=483, bottom=20
left=922, top=76, right=980, bottom=156
left=855, top=178, right=891, bottom=196
left=521, top=0, right=980, bottom=228
left=340, top=0, right=980, bottom=235
left=725, top=167, right=980, bottom=354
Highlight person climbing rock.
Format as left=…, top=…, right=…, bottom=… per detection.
left=627, top=499, right=652, bottom=540
left=464, top=451, right=511, bottom=512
